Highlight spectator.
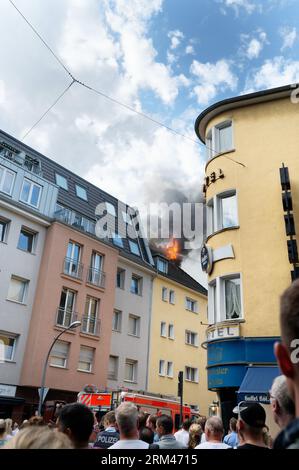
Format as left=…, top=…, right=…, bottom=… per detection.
left=109, top=402, right=149, bottom=449
left=5, top=418, right=13, bottom=441
left=139, top=426, right=155, bottom=444
left=12, top=422, right=19, bottom=436
left=274, top=280, right=299, bottom=449
left=146, top=414, right=159, bottom=442
left=195, top=417, right=231, bottom=449
left=174, top=419, right=192, bottom=447
left=155, top=414, right=187, bottom=449
left=19, top=420, right=30, bottom=430
left=29, top=416, right=44, bottom=426
left=223, top=417, right=239, bottom=448
left=270, top=375, right=295, bottom=429
left=196, top=416, right=207, bottom=443
left=188, top=423, right=203, bottom=449
left=0, top=419, right=8, bottom=447
left=93, top=411, right=119, bottom=449
left=138, top=411, right=149, bottom=435
left=57, top=403, right=94, bottom=449
left=3, top=426, right=72, bottom=449
left=235, top=403, right=269, bottom=450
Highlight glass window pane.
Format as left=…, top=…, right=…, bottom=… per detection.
left=0, top=335, right=15, bottom=361
left=20, top=180, right=31, bottom=203
left=18, top=230, right=34, bottom=252
left=221, top=194, right=237, bottom=228
left=225, top=278, right=241, bottom=319
left=129, top=240, right=140, bottom=256
left=30, top=184, right=41, bottom=207
left=112, top=233, right=123, bottom=248
left=8, top=278, right=26, bottom=303
left=55, top=174, right=68, bottom=190
left=219, top=124, right=232, bottom=152
left=2, top=170, right=15, bottom=195
left=76, top=185, right=88, bottom=201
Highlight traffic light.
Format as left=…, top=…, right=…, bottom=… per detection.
left=178, top=371, right=183, bottom=397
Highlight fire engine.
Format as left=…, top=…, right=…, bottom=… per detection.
left=77, top=385, right=200, bottom=431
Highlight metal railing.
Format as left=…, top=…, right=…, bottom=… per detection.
left=54, top=206, right=96, bottom=236
left=0, top=148, right=42, bottom=176
left=63, top=257, right=83, bottom=280
left=56, top=308, right=78, bottom=328
left=81, top=315, right=100, bottom=336
left=87, top=267, right=106, bottom=288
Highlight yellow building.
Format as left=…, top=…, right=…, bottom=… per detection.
left=195, top=84, right=299, bottom=434
left=147, top=252, right=216, bottom=417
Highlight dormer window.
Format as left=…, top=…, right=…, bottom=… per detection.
left=157, top=257, right=168, bottom=274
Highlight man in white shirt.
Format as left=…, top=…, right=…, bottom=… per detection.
left=174, top=419, right=191, bottom=447
left=109, top=402, right=149, bottom=449
left=195, top=416, right=231, bottom=449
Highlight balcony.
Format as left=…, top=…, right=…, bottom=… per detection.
left=87, top=267, right=106, bottom=289
left=0, top=145, right=42, bottom=176
left=81, top=316, right=100, bottom=336
left=56, top=308, right=78, bottom=328
left=54, top=206, right=96, bottom=236
left=63, top=257, right=83, bottom=280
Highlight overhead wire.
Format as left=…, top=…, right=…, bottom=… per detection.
left=8, top=0, right=246, bottom=167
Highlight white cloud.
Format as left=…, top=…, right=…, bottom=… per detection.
left=280, top=26, right=297, bottom=50
left=219, top=0, right=259, bottom=15
left=168, top=30, right=184, bottom=50
left=190, top=59, right=238, bottom=105
left=241, top=30, right=268, bottom=59
left=244, top=56, right=299, bottom=91
left=185, top=44, right=195, bottom=55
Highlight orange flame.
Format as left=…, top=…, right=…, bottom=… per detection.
left=165, top=238, right=180, bottom=261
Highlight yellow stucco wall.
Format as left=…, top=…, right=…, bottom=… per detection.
left=204, top=96, right=299, bottom=338
left=148, top=274, right=216, bottom=416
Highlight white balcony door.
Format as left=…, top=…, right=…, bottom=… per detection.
left=66, top=242, right=81, bottom=276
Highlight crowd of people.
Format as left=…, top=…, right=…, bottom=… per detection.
left=0, top=279, right=299, bottom=450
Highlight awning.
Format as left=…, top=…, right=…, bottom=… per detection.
left=237, top=366, right=280, bottom=404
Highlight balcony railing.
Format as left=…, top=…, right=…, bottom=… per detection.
left=81, top=316, right=100, bottom=336
left=87, top=267, right=106, bottom=288
left=56, top=308, right=78, bottom=328
left=0, top=147, right=42, bottom=176
left=63, top=257, right=83, bottom=280
left=54, top=206, right=96, bottom=236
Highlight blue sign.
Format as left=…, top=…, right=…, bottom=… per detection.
left=208, top=365, right=247, bottom=389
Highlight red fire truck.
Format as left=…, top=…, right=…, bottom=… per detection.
left=77, top=387, right=199, bottom=431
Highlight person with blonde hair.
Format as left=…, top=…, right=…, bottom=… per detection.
left=5, top=418, right=13, bottom=441
left=188, top=423, right=203, bottom=449
left=3, top=426, right=72, bottom=449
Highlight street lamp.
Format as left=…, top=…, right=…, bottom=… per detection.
left=37, top=320, right=81, bottom=416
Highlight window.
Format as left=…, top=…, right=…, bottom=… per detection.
left=208, top=274, right=242, bottom=324
left=128, top=315, right=140, bottom=337
left=168, top=324, right=174, bottom=339
left=7, top=276, right=28, bottom=303
left=17, top=227, right=36, bottom=253
left=206, top=129, right=213, bottom=160
left=55, top=174, right=68, bottom=190
left=185, top=297, right=198, bottom=313
left=169, top=290, right=175, bottom=304
left=82, top=297, right=98, bottom=335
left=162, top=287, right=168, bottom=302
left=129, top=240, right=140, bottom=256
left=157, top=258, right=168, bottom=273
left=108, top=356, right=118, bottom=380
left=166, top=362, right=173, bottom=378
left=0, top=218, right=9, bottom=243
left=185, top=366, right=198, bottom=383
left=125, top=359, right=137, bottom=382
left=130, top=275, right=142, bottom=295
left=64, top=241, right=82, bottom=278
left=122, top=211, right=132, bottom=225
left=225, top=276, right=242, bottom=320
left=20, top=179, right=41, bottom=208
left=116, top=268, right=125, bottom=289
left=75, top=184, right=88, bottom=201
left=159, top=360, right=165, bottom=376
left=160, top=322, right=167, bottom=337
left=50, top=341, right=69, bottom=368
left=106, top=202, right=116, bottom=216
left=113, top=310, right=122, bottom=332
left=185, top=331, right=198, bottom=347
left=112, top=232, right=124, bottom=248
left=0, top=333, right=17, bottom=361
left=219, top=192, right=238, bottom=229
left=215, top=121, right=233, bottom=154
left=0, top=166, right=15, bottom=195
left=88, top=252, right=104, bottom=287
left=78, top=346, right=94, bottom=372
left=57, top=288, right=76, bottom=327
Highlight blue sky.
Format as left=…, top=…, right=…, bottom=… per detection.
left=1, top=0, right=299, bottom=280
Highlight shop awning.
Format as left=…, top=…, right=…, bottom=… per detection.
left=237, top=366, right=280, bottom=404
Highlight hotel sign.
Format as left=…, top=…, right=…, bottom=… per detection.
left=206, top=323, right=240, bottom=342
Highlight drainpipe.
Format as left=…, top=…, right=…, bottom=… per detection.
left=145, top=273, right=155, bottom=391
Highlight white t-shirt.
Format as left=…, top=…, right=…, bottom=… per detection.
left=195, top=441, right=231, bottom=449
left=174, top=429, right=189, bottom=447
left=109, top=439, right=149, bottom=449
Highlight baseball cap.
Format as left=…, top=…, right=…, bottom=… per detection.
left=233, top=402, right=266, bottom=428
